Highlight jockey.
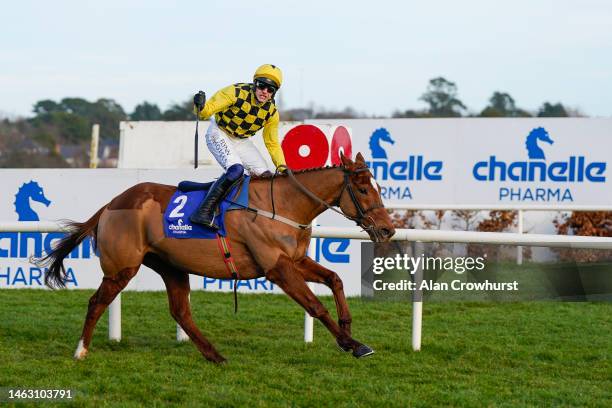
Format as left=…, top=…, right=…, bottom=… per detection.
left=190, top=64, right=286, bottom=229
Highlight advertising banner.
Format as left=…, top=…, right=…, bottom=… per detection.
left=119, top=118, right=612, bottom=207
left=308, top=118, right=612, bottom=207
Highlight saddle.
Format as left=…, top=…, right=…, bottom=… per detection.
left=177, top=181, right=214, bottom=192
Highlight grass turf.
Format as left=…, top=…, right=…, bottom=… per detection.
left=0, top=289, right=610, bottom=407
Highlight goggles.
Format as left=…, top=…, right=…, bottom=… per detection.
left=254, top=80, right=277, bottom=94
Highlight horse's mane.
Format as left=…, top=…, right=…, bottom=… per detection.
left=250, top=164, right=346, bottom=181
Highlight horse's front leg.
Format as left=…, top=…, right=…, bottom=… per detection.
left=295, top=257, right=352, bottom=338
left=267, top=254, right=374, bottom=358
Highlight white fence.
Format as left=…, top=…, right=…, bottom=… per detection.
left=3, top=220, right=612, bottom=351
left=382, top=204, right=612, bottom=265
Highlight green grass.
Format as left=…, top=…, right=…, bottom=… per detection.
left=0, top=290, right=610, bottom=407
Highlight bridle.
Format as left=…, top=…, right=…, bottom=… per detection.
left=334, top=167, right=386, bottom=226
left=276, top=165, right=386, bottom=239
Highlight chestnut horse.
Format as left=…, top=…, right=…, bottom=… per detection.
left=39, top=152, right=395, bottom=363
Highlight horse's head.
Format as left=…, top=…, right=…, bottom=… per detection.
left=23, top=181, right=51, bottom=207
left=338, top=152, right=395, bottom=242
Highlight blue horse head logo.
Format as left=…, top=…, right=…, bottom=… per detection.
left=369, top=128, right=395, bottom=159
left=525, top=127, right=554, bottom=160
left=14, top=180, right=51, bottom=221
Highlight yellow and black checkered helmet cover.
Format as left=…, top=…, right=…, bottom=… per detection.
left=253, top=64, right=282, bottom=88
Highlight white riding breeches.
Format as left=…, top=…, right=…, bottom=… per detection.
left=205, top=117, right=269, bottom=175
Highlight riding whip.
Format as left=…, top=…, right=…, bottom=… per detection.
left=194, top=113, right=199, bottom=169
left=194, top=90, right=205, bottom=169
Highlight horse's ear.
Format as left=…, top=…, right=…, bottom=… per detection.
left=355, top=152, right=366, bottom=165
left=340, top=151, right=354, bottom=168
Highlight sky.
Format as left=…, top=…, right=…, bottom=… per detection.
left=2, top=0, right=612, bottom=118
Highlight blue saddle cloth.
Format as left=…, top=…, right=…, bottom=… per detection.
left=163, top=177, right=250, bottom=239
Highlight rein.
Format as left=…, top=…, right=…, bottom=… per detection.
left=278, top=166, right=346, bottom=220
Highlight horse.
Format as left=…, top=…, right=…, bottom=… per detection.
left=38, top=152, right=395, bottom=363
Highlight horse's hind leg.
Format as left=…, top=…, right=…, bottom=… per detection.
left=144, top=254, right=226, bottom=364
left=296, top=257, right=353, bottom=338
left=74, top=266, right=139, bottom=360
left=267, top=255, right=374, bottom=358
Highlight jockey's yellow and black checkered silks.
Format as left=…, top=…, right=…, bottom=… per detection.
left=197, top=83, right=285, bottom=167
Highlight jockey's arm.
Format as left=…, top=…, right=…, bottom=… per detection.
left=262, top=110, right=286, bottom=168
left=196, top=85, right=236, bottom=119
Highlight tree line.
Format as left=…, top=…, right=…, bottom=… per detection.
left=284, top=77, right=575, bottom=120
left=392, top=77, right=573, bottom=118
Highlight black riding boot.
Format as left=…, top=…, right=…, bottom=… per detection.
left=190, top=173, right=239, bottom=229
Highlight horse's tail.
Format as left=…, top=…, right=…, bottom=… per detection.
left=35, top=205, right=107, bottom=289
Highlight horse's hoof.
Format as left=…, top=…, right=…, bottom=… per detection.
left=73, top=351, right=87, bottom=361
left=73, top=340, right=88, bottom=360
left=352, top=344, right=375, bottom=358
left=209, top=355, right=227, bottom=365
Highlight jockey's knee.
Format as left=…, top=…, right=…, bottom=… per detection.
left=226, top=163, right=244, bottom=181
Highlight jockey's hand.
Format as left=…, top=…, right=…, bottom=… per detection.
left=193, top=91, right=206, bottom=111
left=276, top=165, right=288, bottom=174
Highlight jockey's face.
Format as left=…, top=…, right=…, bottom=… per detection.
left=254, top=84, right=275, bottom=104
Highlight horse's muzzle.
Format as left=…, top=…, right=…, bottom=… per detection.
left=378, top=226, right=395, bottom=242
left=368, top=226, right=395, bottom=243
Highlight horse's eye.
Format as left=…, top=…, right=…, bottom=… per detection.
left=358, top=188, right=367, bottom=195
